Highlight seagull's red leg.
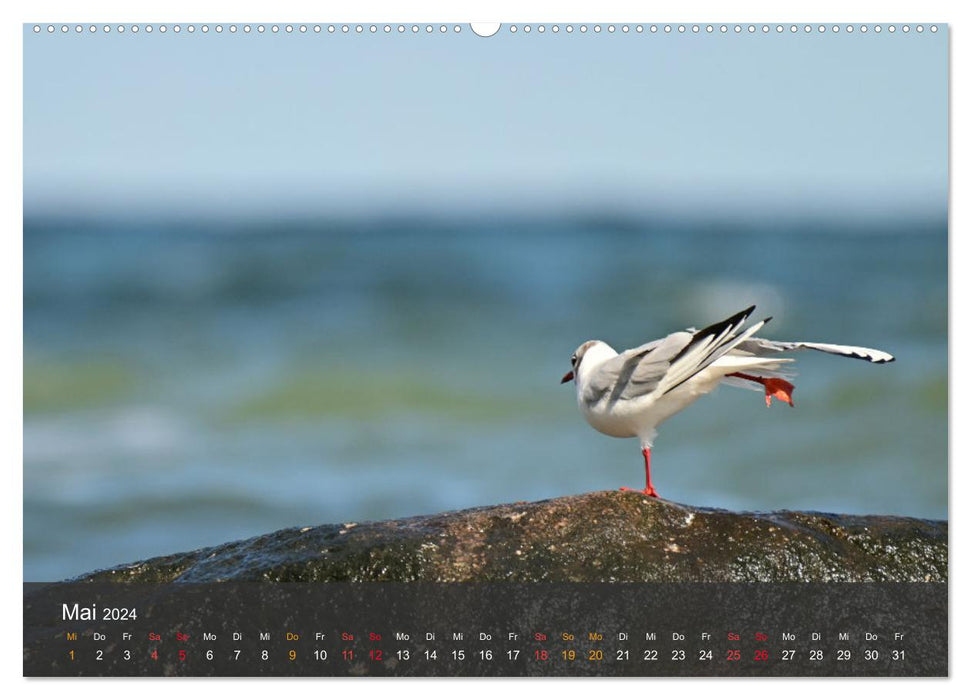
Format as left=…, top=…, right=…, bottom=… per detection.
left=641, top=447, right=659, bottom=497
left=727, top=372, right=795, bottom=407
left=620, top=447, right=659, bottom=497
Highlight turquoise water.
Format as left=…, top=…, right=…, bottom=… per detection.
left=23, top=216, right=947, bottom=580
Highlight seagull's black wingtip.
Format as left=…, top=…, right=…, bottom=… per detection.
left=724, top=305, right=756, bottom=327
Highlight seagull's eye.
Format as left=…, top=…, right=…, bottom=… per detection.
left=571, top=354, right=577, bottom=366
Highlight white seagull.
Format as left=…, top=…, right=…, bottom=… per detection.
left=560, top=305, right=894, bottom=497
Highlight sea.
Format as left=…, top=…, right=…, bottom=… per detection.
left=23, top=214, right=947, bottom=580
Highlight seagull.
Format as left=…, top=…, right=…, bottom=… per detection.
left=560, top=305, right=894, bottom=497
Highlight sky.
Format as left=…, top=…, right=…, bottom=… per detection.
left=23, top=24, right=948, bottom=220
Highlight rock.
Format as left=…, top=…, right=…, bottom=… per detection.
left=70, top=491, right=946, bottom=584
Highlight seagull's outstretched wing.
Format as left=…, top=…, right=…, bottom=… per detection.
left=583, top=305, right=768, bottom=405
left=733, top=338, right=895, bottom=364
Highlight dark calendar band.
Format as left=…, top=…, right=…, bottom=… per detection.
left=24, top=582, right=946, bottom=677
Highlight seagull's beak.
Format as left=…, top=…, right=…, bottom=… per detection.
left=560, top=370, right=575, bottom=384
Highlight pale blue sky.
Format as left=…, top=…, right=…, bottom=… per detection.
left=24, top=25, right=947, bottom=220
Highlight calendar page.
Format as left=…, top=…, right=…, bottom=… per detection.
left=22, top=19, right=947, bottom=677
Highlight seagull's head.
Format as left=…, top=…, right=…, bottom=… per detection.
left=561, top=340, right=612, bottom=384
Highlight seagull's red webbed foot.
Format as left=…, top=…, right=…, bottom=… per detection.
left=728, top=372, right=795, bottom=407
left=762, top=377, right=795, bottom=407
left=620, top=447, right=659, bottom=497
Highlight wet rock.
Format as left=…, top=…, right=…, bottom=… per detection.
left=71, top=492, right=947, bottom=583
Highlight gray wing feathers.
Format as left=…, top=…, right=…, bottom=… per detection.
left=624, top=334, right=694, bottom=394
left=581, top=333, right=689, bottom=405
left=584, top=306, right=767, bottom=405
left=655, top=318, right=767, bottom=395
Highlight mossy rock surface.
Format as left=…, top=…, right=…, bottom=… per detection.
left=72, top=492, right=947, bottom=584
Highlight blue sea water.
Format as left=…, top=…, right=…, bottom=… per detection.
left=23, top=216, right=947, bottom=580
